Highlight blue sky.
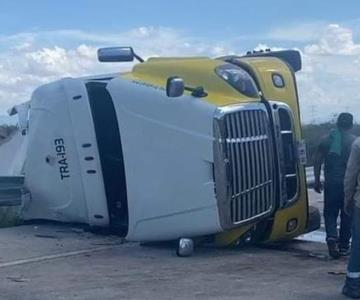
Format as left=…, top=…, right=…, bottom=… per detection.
left=0, top=1, right=360, bottom=123
left=2, top=1, right=360, bottom=44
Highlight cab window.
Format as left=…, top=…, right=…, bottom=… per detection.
left=215, top=64, right=259, bottom=97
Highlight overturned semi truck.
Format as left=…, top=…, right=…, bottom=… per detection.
left=0, top=47, right=320, bottom=255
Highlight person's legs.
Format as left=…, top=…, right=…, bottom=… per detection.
left=340, top=207, right=352, bottom=253
left=324, top=184, right=341, bottom=240
left=324, top=183, right=341, bottom=258
left=343, top=207, right=360, bottom=298
left=339, top=182, right=352, bottom=253
left=348, top=207, right=360, bottom=274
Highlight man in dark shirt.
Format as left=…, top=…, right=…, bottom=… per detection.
left=314, top=113, right=356, bottom=259
left=342, top=137, right=360, bottom=298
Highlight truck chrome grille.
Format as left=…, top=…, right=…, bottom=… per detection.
left=214, top=105, right=275, bottom=226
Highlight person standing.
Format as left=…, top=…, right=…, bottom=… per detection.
left=342, top=137, right=360, bottom=298
left=313, top=113, right=355, bottom=259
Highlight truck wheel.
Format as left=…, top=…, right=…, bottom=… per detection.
left=176, top=238, right=194, bottom=257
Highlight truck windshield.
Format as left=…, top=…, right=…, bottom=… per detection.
left=215, top=64, right=259, bottom=98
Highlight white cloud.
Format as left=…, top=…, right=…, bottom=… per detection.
left=266, top=21, right=327, bottom=42
left=0, top=27, right=230, bottom=116
left=256, top=23, right=360, bottom=123
left=0, top=24, right=360, bottom=125
left=298, top=24, right=360, bottom=123
left=0, top=44, right=106, bottom=113
left=304, top=24, right=360, bottom=55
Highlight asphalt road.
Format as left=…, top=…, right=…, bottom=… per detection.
left=0, top=224, right=348, bottom=300
left=0, top=191, right=349, bottom=300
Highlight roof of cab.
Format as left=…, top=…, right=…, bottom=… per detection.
left=123, top=57, right=261, bottom=106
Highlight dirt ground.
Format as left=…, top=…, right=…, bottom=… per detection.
left=0, top=190, right=349, bottom=300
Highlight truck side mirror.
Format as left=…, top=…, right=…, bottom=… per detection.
left=166, top=76, right=185, bottom=97
left=98, top=47, right=135, bottom=62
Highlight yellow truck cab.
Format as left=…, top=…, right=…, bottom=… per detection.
left=0, top=47, right=320, bottom=255
left=122, top=49, right=319, bottom=246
